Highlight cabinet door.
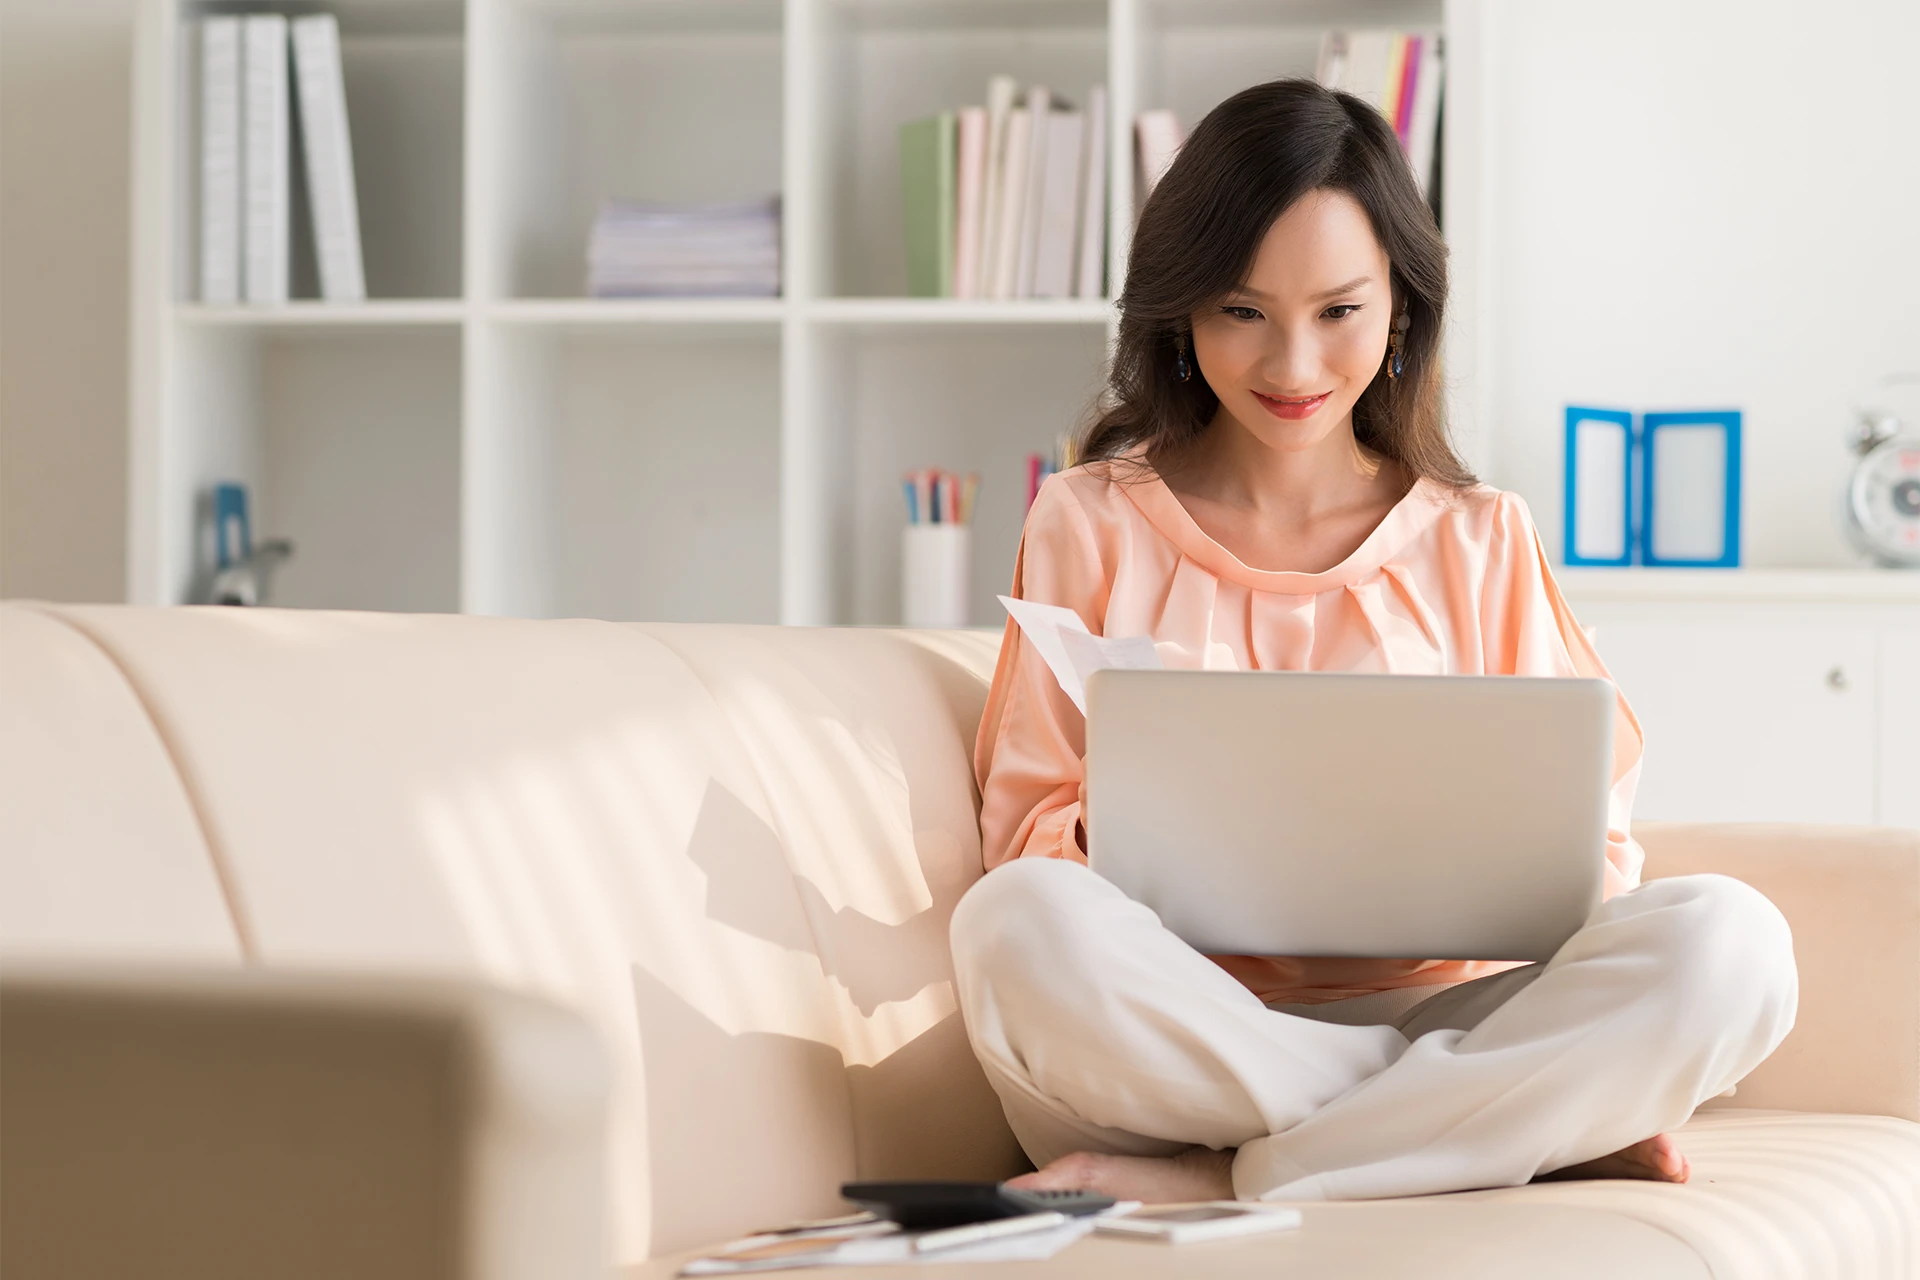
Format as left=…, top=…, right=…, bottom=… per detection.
left=1588, top=623, right=1878, bottom=825
left=1882, top=630, right=1920, bottom=828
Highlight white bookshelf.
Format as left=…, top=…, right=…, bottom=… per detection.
left=130, top=0, right=1479, bottom=623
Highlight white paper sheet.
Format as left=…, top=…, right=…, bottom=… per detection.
left=998, top=595, right=1163, bottom=714
left=678, top=1215, right=1105, bottom=1274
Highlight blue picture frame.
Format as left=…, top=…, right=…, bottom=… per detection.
left=1640, top=410, right=1741, bottom=568
left=1563, top=406, right=1636, bottom=566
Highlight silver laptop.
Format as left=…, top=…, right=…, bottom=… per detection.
left=1082, top=669, right=1615, bottom=961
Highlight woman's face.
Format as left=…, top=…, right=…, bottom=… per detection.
left=1188, top=188, right=1396, bottom=454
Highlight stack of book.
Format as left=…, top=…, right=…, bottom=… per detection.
left=899, top=77, right=1108, bottom=300
left=1316, top=30, right=1446, bottom=197
left=198, top=12, right=364, bottom=304
left=585, top=196, right=782, bottom=298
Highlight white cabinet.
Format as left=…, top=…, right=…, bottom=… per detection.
left=1588, top=623, right=1878, bottom=825
left=1561, top=570, right=1920, bottom=829
left=1883, top=630, right=1920, bottom=828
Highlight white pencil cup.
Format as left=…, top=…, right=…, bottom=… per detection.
left=902, top=523, right=971, bottom=628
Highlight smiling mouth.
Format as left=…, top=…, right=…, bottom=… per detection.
left=1254, top=391, right=1330, bottom=405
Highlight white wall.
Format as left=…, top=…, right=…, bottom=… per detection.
left=1, top=0, right=137, bottom=602
left=1480, top=0, right=1920, bottom=567
left=5, top=0, right=1917, bottom=599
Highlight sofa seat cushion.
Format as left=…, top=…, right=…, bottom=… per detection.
left=636, top=1110, right=1920, bottom=1279
left=1443, top=1110, right=1920, bottom=1278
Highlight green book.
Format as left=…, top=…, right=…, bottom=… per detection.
left=900, top=112, right=957, bottom=297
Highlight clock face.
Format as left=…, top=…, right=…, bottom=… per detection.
left=1849, top=440, right=1920, bottom=564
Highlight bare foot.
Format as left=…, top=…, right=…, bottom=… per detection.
left=1536, top=1133, right=1690, bottom=1184
left=1007, top=1146, right=1236, bottom=1203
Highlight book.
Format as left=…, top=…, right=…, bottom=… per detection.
left=1395, top=35, right=1424, bottom=144
left=1380, top=35, right=1409, bottom=132
left=1133, top=108, right=1183, bottom=210
left=1315, top=32, right=1349, bottom=89
left=289, top=15, right=365, bottom=302
left=241, top=14, right=289, bottom=304
left=953, top=106, right=988, bottom=300
left=1341, top=30, right=1394, bottom=114
left=975, top=75, right=1018, bottom=300
left=899, top=112, right=957, bottom=297
left=1031, top=108, right=1084, bottom=298
left=1073, top=83, right=1107, bottom=299
left=1014, top=85, right=1053, bottom=298
left=1406, top=38, right=1445, bottom=196
left=198, top=17, right=241, bottom=304
left=989, top=106, right=1032, bottom=300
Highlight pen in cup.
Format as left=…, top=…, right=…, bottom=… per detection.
left=902, top=467, right=980, bottom=526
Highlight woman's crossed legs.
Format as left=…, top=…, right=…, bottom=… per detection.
left=948, top=857, right=1797, bottom=1202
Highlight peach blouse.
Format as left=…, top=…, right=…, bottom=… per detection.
left=973, top=455, right=1648, bottom=1005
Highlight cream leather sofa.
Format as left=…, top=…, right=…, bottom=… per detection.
left=3, top=601, right=1918, bottom=1279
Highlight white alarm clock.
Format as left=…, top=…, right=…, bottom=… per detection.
left=1842, top=408, right=1920, bottom=567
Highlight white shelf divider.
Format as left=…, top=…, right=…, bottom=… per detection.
left=485, top=299, right=786, bottom=327
left=808, top=297, right=1114, bottom=326
left=177, top=300, right=468, bottom=327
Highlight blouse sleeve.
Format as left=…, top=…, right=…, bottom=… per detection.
left=1480, top=491, right=1648, bottom=897
left=973, top=473, right=1113, bottom=870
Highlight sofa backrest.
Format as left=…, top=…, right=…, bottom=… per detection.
left=0, top=604, right=1025, bottom=1262
left=0, top=607, right=241, bottom=961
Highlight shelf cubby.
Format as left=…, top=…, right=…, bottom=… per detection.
left=811, top=323, right=1113, bottom=626
left=806, top=0, right=1109, bottom=298
left=171, top=0, right=466, bottom=302
left=1132, top=0, right=1437, bottom=135
left=469, top=0, right=784, bottom=300
left=464, top=324, right=782, bottom=622
left=164, top=324, right=463, bottom=611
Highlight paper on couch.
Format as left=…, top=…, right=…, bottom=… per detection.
left=679, top=1217, right=1098, bottom=1273
left=998, top=595, right=1162, bottom=714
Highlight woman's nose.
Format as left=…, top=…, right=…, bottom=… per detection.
left=1262, top=329, right=1322, bottom=392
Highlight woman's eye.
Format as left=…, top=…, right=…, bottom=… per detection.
left=1220, top=305, right=1262, bottom=321
left=1322, top=304, right=1361, bottom=320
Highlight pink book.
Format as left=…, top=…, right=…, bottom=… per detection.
left=1395, top=35, right=1423, bottom=147
left=953, top=107, right=988, bottom=300
left=1380, top=35, right=1408, bottom=131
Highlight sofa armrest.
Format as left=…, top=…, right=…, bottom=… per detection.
left=1637, top=821, right=1920, bottom=1123
left=0, top=965, right=609, bottom=1280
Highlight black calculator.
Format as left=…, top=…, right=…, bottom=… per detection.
left=840, top=1180, right=1117, bottom=1229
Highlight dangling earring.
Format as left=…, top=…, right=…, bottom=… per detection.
left=1174, top=329, right=1193, bottom=382
left=1386, top=306, right=1410, bottom=380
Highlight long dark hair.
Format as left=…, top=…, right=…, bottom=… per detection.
left=1078, top=78, right=1476, bottom=491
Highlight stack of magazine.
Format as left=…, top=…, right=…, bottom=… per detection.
left=198, top=12, right=364, bottom=304
left=585, top=196, right=783, bottom=298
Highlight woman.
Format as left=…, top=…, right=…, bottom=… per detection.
left=949, top=78, right=1798, bottom=1205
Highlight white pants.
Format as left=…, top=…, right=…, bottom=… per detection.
left=949, top=858, right=1798, bottom=1201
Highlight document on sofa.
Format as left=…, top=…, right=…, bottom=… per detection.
left=998, top=595, right=1162, bottom=714
left=679, top=1211, right=1101, bottom=1273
